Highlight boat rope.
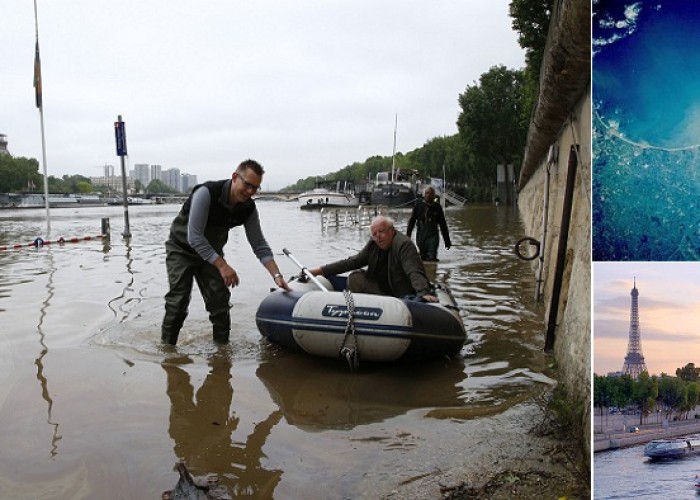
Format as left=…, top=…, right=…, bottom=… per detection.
left=339, top=289, right=360, bottom=370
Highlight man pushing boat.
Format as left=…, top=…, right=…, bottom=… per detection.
left=161, top=159, right=290, bottom=345
left=308, top=216, right=438, bottom=303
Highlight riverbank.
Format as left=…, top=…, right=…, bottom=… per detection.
left=390, top=395, right=587, bottom=499
left=594, top=417, right=700, bottom=452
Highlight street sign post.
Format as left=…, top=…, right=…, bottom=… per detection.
left=114, top=115, right=131, bottom=238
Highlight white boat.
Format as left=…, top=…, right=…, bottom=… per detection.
left=298, top=180, right=359, bottom=209
left=14, top=193, right=106, bottom=208
left=644, top=435, right=700, bottom=460
left=255, top=275, right=466, bottom=364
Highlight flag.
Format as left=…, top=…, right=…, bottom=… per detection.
left=33, top=40, right=42, bottom=109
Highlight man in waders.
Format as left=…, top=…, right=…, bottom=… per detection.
left=161, top=159, right=290, bottom=345
left=406, top=185, right=452, bottom=262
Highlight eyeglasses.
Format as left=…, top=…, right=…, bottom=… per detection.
left=237, top=173, right=261, bottom=192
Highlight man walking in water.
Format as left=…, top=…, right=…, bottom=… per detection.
left=161, top=159, right=290, bottom=345
left=407, top=185, right=452, bottom=261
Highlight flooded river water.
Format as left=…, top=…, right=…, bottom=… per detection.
left=595, top=444, right=700, bottom=498
left=0, top=201, right=558, bottom=498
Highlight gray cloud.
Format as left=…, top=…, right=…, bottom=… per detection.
left=3, top=1, right=524, bottom=189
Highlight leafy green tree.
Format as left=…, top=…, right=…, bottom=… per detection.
left=658, top=375, right=686, bottom=419
left=632, top=372, right=658, bottom=425
left=0, top=155, right=42, bottom=192
left=676, top=363, right=700, bottom=383
left=457, top=65, right=527, bottom=186
left=509, top=0, right=551, bottom=126
left=685, top=382, right=700, bottom=419
left=146, top=179, right=177, bottom=194
left=594, top=375, right=612, bottom=430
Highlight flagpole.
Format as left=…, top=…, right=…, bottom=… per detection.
left=34, top=0, right=51, bottom=236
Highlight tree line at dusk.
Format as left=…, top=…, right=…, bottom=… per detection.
left=594, top=363, right=700, bottom=425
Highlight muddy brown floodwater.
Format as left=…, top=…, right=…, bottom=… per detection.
left=0, top=201, right=580, bottom=499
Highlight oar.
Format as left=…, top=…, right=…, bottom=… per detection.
left=282, top=248, right=330, bottom=292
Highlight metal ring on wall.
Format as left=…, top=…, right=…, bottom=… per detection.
left=514, top=236, right=540, bottom=261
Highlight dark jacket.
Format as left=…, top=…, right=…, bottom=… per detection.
left=321, top=231, right=432, bottom=297
left=407, top=199, right=451, bottom=247
left=167, top=180, right=256, bottom=256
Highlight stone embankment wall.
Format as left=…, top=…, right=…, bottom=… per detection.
left=517, top=87, right=591, bottom=456
left=515, top=0, right=591, bottom=456
left=595, top=419, right=700, bottom=453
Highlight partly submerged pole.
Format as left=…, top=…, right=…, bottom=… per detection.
left=441, top=163, right=446, bottom=210
left=391, top=114, right=397, bottom=182
left=390, top=114, right=397, bottom=207
left=33, top=0, right=51, bottom=236
left=114, top=115, right=131, bottom=238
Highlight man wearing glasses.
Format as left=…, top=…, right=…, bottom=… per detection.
left=162, top=159, right=290, bottom=345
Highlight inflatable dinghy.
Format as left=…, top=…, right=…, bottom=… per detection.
left=255, top=275, right=466, bottom=364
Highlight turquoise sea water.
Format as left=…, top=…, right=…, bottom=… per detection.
left=593, top=1, right=700, bottom=260
left=594, top=1, right=700, bottom=148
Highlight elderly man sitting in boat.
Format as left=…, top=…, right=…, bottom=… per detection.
left=309, top=216, right=438, bottom=302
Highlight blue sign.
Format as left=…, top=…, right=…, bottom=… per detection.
left=114, top=120, right=127, bottom=156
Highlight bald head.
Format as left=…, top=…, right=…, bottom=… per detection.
left=369, top=216, right=396, bottom=250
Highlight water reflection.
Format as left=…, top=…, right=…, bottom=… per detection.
left=107, top=238, right=136, bottom=322
left=35, top=247, right=61, bottom=458
left=256, top=348, right=467, bottom=431
left=162, top=354, right=283, bottom=498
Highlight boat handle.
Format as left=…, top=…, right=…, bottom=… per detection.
left=282, top=248, right=330, bottom=292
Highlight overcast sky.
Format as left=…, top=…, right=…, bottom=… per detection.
left=594, top=262, right=700, bottom=377
left=1, top=1, right=524, bottom=190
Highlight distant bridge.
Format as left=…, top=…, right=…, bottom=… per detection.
left=255, top=191, right=301, bottom=201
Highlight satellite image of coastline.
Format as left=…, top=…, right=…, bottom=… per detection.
left=593, top=0, right=700, bottom=260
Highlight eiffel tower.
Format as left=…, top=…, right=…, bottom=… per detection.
left=621, top=278, right=648, bottom=379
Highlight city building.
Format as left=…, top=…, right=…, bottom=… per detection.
left=150, top=164, right=162, bottom=185
left=0, top=133, right=9, bottom=156
left=181, top=173, right=198, bottom=193
left=162, top=168, right=181, bottom=191
left=89, top=174, right=136, bottom=194
left=133, top=163, right=150, bottom=187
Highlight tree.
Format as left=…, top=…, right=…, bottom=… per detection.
left=594, top=374, right=611, bottom=431
left=657, top=375, right=686, bottom=419
left=632, top=372, right=658, bottom=425
left=457, top=65, right=527, bottom=186
left=146, top=179, right=177, bottom=194
left=676, top=363, right=700, bottom=383
left=685, top=382, right=700, bottom=419
left=509, top=0, right=552, bottom=125
left=0, top=155, right=42, bottom=192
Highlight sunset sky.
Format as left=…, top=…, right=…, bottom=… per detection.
left=594, top=261, right=700, bottom=377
